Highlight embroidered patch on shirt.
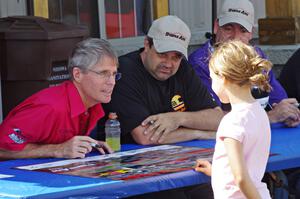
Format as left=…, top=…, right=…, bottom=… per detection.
left=171, top=95, right=186, bottom=112
left=8, top=128, right=26, bottom=144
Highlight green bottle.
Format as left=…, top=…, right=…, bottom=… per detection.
left=105, top=112, right=121, bottom=151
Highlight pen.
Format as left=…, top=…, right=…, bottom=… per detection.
left=90, top=142, right=102, bottom=148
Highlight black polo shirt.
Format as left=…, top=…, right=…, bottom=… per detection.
left=100, top=49, right=217, bottom=143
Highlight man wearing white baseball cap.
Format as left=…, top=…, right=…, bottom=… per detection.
left=218, top=0, right=254, bottom=33
left=189, top=0, right=300, bottom=127
left=101, top=15, right=223, bottom=198
left=147, top=15, right=190, bottom=60
left=103, top=15, right=223, bottom=146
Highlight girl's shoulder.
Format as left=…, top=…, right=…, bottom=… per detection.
left=219, top=107, right=253, bottom=129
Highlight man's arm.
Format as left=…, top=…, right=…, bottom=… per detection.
left=255, top=48, right=300, bottom=127
left=266, top=67, right=300, bottom=126
left=0, top=143, right=66, bottom=159
left=131, top=107, right=223, bottom=145
left=267, top=98, right=300, bottom=127
left=0, top=136, right=112, bottom=159
left=159, top=128, right=216, bottom=144
left=132, top=125, right=216, bottom=145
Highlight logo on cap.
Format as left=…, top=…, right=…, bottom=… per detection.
left=218, top=0, right=254, bottom=32
left=228, top=8, right=249, bottom=16
left=147, top=15, right=191, bottom=59
left=165, top=32, right=186, bottom=41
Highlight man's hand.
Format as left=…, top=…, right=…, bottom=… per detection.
left=268, top=98, right=300, bottom=127
left=141, top=112, right=181, bottom=143
left=92, top=141, right=114, bottom=155
left=54, top=136, right=113, bottom=159
left=0, top=137, right=113, bottom=159
left=194, top=159, right=212, bottom=176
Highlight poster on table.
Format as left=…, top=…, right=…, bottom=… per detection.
left=17, top=145, right=214, bottom=181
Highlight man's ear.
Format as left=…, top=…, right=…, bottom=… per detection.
left=144, top=37, right=150, bottom=51
left=72, top=67, right=82, bottom=82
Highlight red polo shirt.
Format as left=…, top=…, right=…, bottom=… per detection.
left=0, top=81, right=104, bottom=151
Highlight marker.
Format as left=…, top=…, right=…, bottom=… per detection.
left=90, top=142, right=102, bottom=148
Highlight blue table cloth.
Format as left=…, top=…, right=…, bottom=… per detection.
left=0, top=124, right=299, bottom=198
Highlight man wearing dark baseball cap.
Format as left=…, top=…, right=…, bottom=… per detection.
left=189, top=0, right=300, bottom=127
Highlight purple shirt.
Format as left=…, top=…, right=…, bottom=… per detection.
left=188, top=40, right=287, bottom=106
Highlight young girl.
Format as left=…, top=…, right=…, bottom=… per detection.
left=195, top=40, right=272, bottom=199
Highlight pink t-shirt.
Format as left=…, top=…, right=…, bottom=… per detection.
left=212, top=101, right=271, bottom=199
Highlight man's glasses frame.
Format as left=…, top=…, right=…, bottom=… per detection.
left=88, top=69, right=122, bottom=81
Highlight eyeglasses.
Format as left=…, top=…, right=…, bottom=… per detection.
left=88, top=69, right=122, bottom=81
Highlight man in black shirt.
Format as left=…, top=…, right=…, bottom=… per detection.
left=102, top=15, right=223, bottom=145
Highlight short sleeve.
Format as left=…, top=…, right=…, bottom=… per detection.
left=0, top=104, right=57, bottom=151
left=217, top=114, right=245, bottom=143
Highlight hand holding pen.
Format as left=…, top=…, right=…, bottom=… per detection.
left=54, top=136, right=113, bottom=159
left=90, top=142, right=114, bottom=154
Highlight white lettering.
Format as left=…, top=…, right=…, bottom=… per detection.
left=48, top=74, right=70, bottom=81
left=52, top=66, right=67, bottom=72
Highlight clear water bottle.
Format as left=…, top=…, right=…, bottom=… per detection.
left=105, top=112, right=121, bottom=151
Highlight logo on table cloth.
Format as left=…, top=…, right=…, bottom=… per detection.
left=8, top=128, right=26, bottom=144
left=171, top=95, right=186, bottom=112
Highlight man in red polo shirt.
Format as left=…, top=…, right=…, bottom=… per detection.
left=0, top=38, right=120, bottom=159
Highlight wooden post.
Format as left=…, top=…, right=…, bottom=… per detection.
left=153, top=0, right=169, bottom=19
left=33, top=0, right=49, bottom=18
left=259, top=0, right=300, bottom=44
left=265, top=0, right=300, bottom=17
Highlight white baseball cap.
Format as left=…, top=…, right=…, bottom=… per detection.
left=147, top=15, right=191, bottom=59
left=218, top=0, right=254, bottom=32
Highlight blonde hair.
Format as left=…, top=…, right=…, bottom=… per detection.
left=209, top=40, right=272, bottom=92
